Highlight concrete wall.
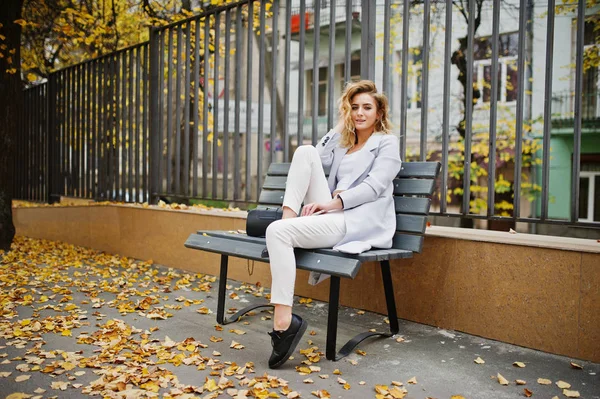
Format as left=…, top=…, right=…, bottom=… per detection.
left=13, top=204, right=600, bottom=362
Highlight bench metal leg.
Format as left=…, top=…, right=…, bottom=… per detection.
left=215, top=254, right=273, bottom=325
left=325, top=260, right=399, bottom=361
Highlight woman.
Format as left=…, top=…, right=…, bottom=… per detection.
left=264, top=80, right=402, bottom=369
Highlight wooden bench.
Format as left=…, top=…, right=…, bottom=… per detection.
left=185, top=161, right=441, bottom=361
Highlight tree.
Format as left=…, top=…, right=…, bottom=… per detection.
left=0, top=0, right=23, bottom=251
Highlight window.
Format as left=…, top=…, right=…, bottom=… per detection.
left=473, top=32, right=519, bottom=105
left=407, top=47, right=422, bottom=110
left=582, top=19, right=600, bottom=118
left=579, top=161, right=600, bottom=222
left=306, top=66, right=328, bottom=116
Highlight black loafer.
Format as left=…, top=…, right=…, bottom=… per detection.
left=268, top=314, right=308, bottom=369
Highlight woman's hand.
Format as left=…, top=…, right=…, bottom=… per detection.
left=301, top=197, right=343, bottom=216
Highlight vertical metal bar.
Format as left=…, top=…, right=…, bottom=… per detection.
left=540, top=0, right=555, bottom=220
left=184, top=23, right=192, bottom=198
left=223, top=10, right=231, bottom=199
left=571, top=0, right=586, bottom=222
left=175, top=26, right=183, bottom=196
left=311, top=0, right=320, bottom=145
left=114, top=54, right=121, bottom=200
left=297, top=0, right=306, bottom=149
left=193, top=21, right=201, bottom=198
left=87, top=61, right=92, bottom=198
left=213, top=14, right=221, bottom=199
left=93, top=60, right=100, bottom=200
left=121, top=53, right=128, bottom=200
left=157, top=31, right=165, bottom=198
left=440, top=0, right=452, bottom=214
left=283, top=1, right=291, bottom=161
left=360, top=1, right=375, bottom=80
left=204, top=17, right=210, bottom=198
left=142, top=44, right=149, bottom=202
left=245, top=1, right=254, bottom=202
left=97, top=61, right=105, bottom=200
left=269, top=1, right=279, bottom=165
left=400, top=0, right=409, bottom=160
left=167, top=28, right=174, bottom=195
left=420, top=0, right=431, bottom=161
left=47, top=76, right=55, bottom=203
left=344, top=0, right=352, bottom=83
left=69, top=66, right=75, bottom=196
left=257, top=1, right=266, bottom=198
left=462, top=0, right=476, bottom=216
left=382, top=0, right=391, bottom=96
left=77, top=64, right=82, bottom=197
left=135, top=48, right=141, bottom=202
left=128, top=49, right=134, bottom=201
left=513, top=0, right=527, bottom=220
left=326, top=0, right=336, bottom=130
left=107, top=57, right=114, bottom=199
left=234, top=7, right=242, bottom=200
left=487, top=0, right=501, bottom=217
left=149, top=27, right=161, bottom=204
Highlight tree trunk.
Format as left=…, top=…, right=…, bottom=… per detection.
left=0, top=0, right=23, bottom=251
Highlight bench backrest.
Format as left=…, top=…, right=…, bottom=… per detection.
left=258, top=161, right=441, bottom=254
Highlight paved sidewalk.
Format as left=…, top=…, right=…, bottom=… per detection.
left=0, top=236, right=598, bottom=399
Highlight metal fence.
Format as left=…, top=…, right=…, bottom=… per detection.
left=15, top=0, right=599, bottom=228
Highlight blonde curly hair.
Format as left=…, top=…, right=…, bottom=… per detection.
left=338, top=80, right=392, bottom=149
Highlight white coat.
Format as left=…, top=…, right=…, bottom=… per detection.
left=316, top=129, right=402, bottom=254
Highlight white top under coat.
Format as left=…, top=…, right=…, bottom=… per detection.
left=335, top=150, right=361, bottom=191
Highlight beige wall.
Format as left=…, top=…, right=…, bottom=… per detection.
left=13, top=205, right=600, bottom=362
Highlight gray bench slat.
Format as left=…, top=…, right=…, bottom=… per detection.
left=393, top=178, right=435, bottom=196
left=268, top=163, right=330, bottom=176
left=396, top=214, right=427, bottom=234
left=258, top=190, right=286, bottom=205
left=398, top=162, right=441, bottom=179
left=263, top=175, right=288, bottom=190
left=185, top=233, right=361, bottom=279
left=197, top=231, right=413, bottom=263
left=392, top=233, right=424, bottom=253
left=394, top=197, right=431, bottom=215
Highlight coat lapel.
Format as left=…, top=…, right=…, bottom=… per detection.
left=328, top=146, right=347, bottom=192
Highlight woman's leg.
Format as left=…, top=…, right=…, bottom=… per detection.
left=281, top=145, right=331, bottom=219
left=271, top=145, right=333, bottom=330
left=267, top=211, right=345, bottom=329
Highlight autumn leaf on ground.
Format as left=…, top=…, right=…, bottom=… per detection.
left=229, top=329, right=246, bottom=335
left=311, top=389, right=331, bottom=398
left=513, top=361, right=526, bottom=368
left=515, top=379, right=527, bottom=385
left=524, top=388, right=533, bottom=397
left=230, top=340, right=245, bottom=349
left=563, top=390, right=580, bottom=398
left=6, top=394, right=32, bottom=399
left=407, top=377, right=417, bottom=384
left=474, top=357, right=485, bottom=364
left=497, top=373, right=509, bottom=385
left=570, top=362, right=583, bottom=370
left=15, top=375, right=31, bottom=382
left=537, top=378, right=551, bottom=385
left=556, top=380, right=571, bottom=389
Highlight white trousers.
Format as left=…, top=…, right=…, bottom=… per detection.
left=266, top=146, right=346, bottom=306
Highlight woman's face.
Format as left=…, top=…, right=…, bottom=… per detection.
left=350, top=93, right=380, bottom=135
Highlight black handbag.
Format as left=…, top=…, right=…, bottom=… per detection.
left=246, top=207, right=283, bottom=237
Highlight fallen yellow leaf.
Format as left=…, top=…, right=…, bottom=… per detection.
left=474, top=357, right=485, bottom=364
left=524, top=388, right=533, bottom=397
left=556, top=380, right=571, bottom=389
left=537, top=378, right=552, bottom=385
left=513, top=361, right=526, bottom=368
left=563, top=390, right=580, bottom=398
left=516, top=379, right=527, bottom=385
left=497, top=373, right=509, bottom=385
